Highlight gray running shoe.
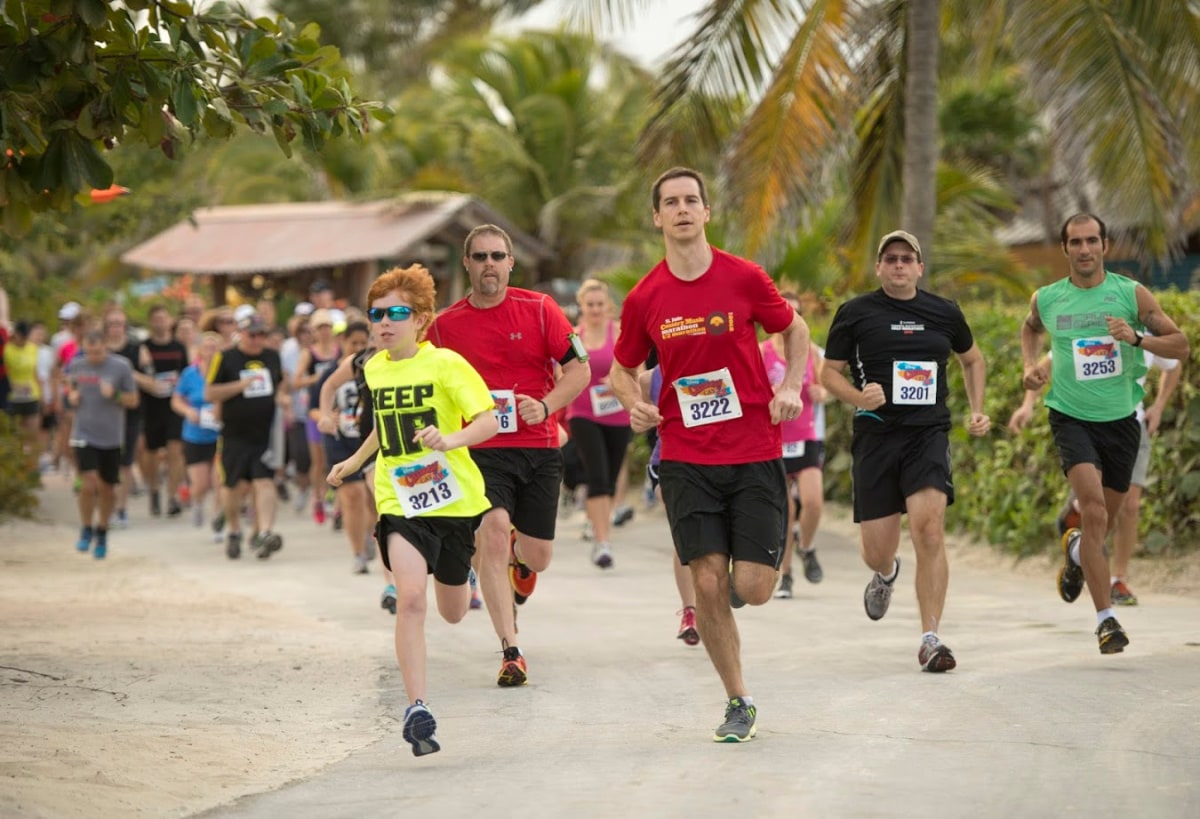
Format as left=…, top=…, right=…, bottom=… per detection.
left=799, top=548, right=823, bottom=583
left=864, top=559, right=899, bottom=621
left=774, top=573, right=794, bottom=599
left=918, top=636, right=957, bottom=672
left=713, top=697, right=757, bottom=743
left=255, top=531, right=283, bottom=560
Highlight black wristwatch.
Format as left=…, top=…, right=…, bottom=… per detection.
left=1132, top=331, right=1144, bottom=347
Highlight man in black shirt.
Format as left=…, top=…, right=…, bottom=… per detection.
left=821, top=230, right=990, bottom=673
left=206, top=315, right=290, bottom=559
left=134, top=304, right=189, bottom=517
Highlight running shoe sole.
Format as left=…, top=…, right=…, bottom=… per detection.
left=497, top=660, right=527, bottom=687
left=1097, top=617, right=1129, bottom=654
left=402, top=707, right=440, bottom=757
left=678, top=627, right=700, bottom=646
left=508, top=530, right=536, bottom=604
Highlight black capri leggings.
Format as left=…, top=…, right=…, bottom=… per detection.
left=567, top=418, right=632, bottom=499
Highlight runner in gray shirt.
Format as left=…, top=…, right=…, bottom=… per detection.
left=64, top=327, right=139, bottom=559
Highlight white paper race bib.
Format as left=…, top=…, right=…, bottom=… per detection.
left=198, top=404, right=222, bottom=431
left=240, top=368, right=274, bottom=398
left=674, top=368, right=743, bottom=428
left=491, top=389, right=518, bottom=433
left=892, top=361, right=937, bottom=405
left=153, top=370, right=179, bottom=398
left=1072, top=336, right=1123, bottom=381
left=782, top=440, right=806, bottom=458
left=390, top=454, right=464, bottom=517
left=589, top=384, right=623, bottom=417
left=12, top=384, right=33, bottom=401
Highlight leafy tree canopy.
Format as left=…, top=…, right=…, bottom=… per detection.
left=0, top=0, right=387, bottom=235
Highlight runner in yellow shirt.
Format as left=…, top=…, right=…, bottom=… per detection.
left=327, top=264, right=498, bottom=758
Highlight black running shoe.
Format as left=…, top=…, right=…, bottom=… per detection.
left=167, top=498, right=183, bottom=517
left=1057, top=529, right=1084, bottom=603
left=402, top=700, right=440, bottom=756
left=255, top=531, right=283, bottom=560
left=150, top=491, right=162, bottom=517
left=226, top=531, right=242, bottom=560
left=773, top=573, right=794, bottom=599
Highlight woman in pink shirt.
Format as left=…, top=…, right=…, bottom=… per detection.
left=565, top=280, right=632, bottom=569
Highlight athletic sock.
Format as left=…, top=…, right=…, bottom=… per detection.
left=881, top=559, right=899, bottom=584
left=1097, top=607, right=1115, bottom=624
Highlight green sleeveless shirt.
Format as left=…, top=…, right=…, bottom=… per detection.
left=1037, top=271, right=1145, bottom=422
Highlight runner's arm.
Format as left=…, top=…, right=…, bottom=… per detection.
left=1145, top=362, right=1183, bottom=435
left=820, top=358, right=884, bottom=411
left=611, top=362, right=660, bottom=433
left=327, top=428, right=380, bottom=487
left=1134, top=285, right=1190, bottom=360
left=955, top=343, right=991, bottom=436
left=1020, top=294, right=1048, bottom=389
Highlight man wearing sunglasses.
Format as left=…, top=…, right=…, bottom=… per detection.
left=206, top=315, right=291, bottom=561
left=821, top=229, right=990, bottom=674
left=427, top=224, right=590, bottom=687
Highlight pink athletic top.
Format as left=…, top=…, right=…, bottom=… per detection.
left=761, top=339, right=815, bottom=444
left=566, top=321, right=631, bottom=426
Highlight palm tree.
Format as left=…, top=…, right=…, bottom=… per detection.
left=389, top=30, right=666, bottom=282
left=566, top=0, right=1200, bottom=269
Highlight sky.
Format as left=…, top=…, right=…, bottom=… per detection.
left=501, top=0, right=709, bottom=68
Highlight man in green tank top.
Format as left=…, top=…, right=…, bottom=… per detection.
left=1020, top=213, right=1189, bottom=655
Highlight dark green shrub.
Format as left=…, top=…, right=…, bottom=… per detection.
left=818, top=289, right=1200, bottom=556
left=0, top=413, right=41, bottom=520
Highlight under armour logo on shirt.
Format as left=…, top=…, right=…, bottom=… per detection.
left=510, top=332, right=523, bottom=340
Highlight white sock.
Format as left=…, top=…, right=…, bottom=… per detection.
left=1096, top=607, right=1115, bottom=624
left=1069, top=539, right=1081, bottom=566
left=921, top=631, right=938, bottom=644
left=881, top=559, right=899, bottom=584
left=1110, top=576, right=1119, bottom=586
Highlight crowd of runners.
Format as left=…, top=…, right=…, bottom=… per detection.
left=8, top=169, right=1190, bottom=756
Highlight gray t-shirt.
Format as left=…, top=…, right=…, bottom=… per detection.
left=66, top=354, right=136, bottom=449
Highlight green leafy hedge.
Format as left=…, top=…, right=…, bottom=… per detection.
left=820, top=289, right=1200, bottom=556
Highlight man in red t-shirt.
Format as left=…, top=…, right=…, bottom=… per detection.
left=427, top=224, right=590, bottom=687
left=610, top=167, right=810, bottom=744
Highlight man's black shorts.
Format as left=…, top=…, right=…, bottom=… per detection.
left=142, top=402, right=182, bottom=450
left=658, top=459, right=787, bottom=568
left=851, top=424, right=953, bottom=522
left=1048, top=409, right=1140, bottom=493
left=782, top=441, right=825, bottom=477
left=74, top=445, right=121, bottom=485
left=470, top=447, right=562, bottom=541
left=221, top=436, right=273, bottom=487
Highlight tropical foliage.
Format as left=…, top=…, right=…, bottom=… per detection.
left=0, top=0, right=385, bottom=234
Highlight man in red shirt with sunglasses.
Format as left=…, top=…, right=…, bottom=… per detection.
left=428, top=224, right=590, bottom=687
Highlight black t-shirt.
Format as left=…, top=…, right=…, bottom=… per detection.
left=111, top=340, right=143, bottom=419
left=824, top=288, right=974, bottom=430
left=212, top=346, right=283, bottom=440
left=139, top=338, right=189, bottom=406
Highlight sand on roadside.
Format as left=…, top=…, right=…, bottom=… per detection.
left=0, top=517, right=388, bottom=819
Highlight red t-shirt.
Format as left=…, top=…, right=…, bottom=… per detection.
left=428, top=287, right=575, bottom=449
left=614, top=247, right=795, bottom=465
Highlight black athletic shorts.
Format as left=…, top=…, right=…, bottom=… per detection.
left=142, top=402, right=182, bottom=450
left=376, top=513, right=478, bottom=585
left=286, top=421, right=312, bottom=474
left=782, top=441, right=825, bottom=476
left=121, top=413, right=141, bottom=467
left=658, top=459, right=787, bottom=568
left=324, top=435, right=366, bottom=484
left=184, top=441, right=217, bottom=467
left=6, top=400, right=38, bottom=418
left=1048, top=409, right=1140, bottom=493
left=74, top=445, right=121, bottom=485
left=221, top=436, right=274, bottom=487
left=851, top=424, right=953, bottom=522
left=470, top=447, right=562, bottom=541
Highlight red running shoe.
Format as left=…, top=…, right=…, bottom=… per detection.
left=497, top=645, right=527, bottom=687
left=508, top=529, right=537, bottom=604
left=677, top=606, right=700, bottom=646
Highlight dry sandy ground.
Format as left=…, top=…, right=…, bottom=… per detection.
left=0, top=516, right=386, bottom=819
left=2, top=480, right=1196, bottom=818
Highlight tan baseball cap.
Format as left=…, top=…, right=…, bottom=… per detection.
left=876, top=230, right=922, bottom=261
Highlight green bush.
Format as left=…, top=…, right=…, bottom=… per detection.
left=818, top=288, right=1200, bottom=556
left=0, top=413, right=41, bottom=520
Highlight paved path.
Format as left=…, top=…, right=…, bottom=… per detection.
left=14, top=478, right=1200, bottom=818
